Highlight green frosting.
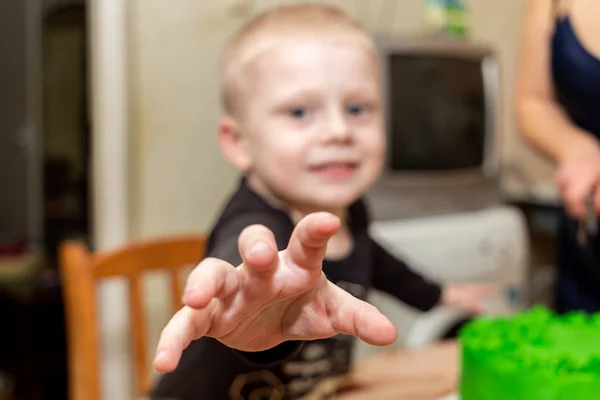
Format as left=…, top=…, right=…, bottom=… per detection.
left=459, top=306, right=600, bottom=399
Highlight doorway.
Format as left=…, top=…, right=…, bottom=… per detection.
left=43, top=3, right=91, bottom=267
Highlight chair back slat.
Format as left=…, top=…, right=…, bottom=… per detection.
left=169, top=267, right=184, bottom=316
left=129, top=275, right=151, bottom=395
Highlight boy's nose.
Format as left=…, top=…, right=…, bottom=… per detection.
left=324, top=111, right=352, bottom=142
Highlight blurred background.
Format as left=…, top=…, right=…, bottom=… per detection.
left=0, top=1, right=561, bottom=399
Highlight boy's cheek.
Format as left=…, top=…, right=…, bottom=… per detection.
left=365, top=140, right=386, bottom=162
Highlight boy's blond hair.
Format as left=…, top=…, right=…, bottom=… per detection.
left=220, top=3, right=376, bottom=116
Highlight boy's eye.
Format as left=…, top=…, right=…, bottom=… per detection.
left=290, top=107, right=309, bottom=119
left=348, top=105, right=366, bottom=116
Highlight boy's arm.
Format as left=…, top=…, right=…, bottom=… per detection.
left=370, top=238, right=442, bottom=312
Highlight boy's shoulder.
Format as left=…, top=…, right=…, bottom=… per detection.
left=206, top=177, right=295, bottom=262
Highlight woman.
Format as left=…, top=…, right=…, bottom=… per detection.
left=516, top=0, right=600, bottom=313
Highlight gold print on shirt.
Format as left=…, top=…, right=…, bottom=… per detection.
left=297, top=375, right=347, bottom=400
left=283, top=335, right=354, bottom=398
left=229, top=370, right=285, bottom=400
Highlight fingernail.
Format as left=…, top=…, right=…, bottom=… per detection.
left=250, top=241, right=269, bottom=256
left=154, top=350, right=167, bottom=364
left=321, top=213, right=338, bottom=224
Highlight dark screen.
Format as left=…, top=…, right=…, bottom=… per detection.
left=387, top=54, right=486, bottom=171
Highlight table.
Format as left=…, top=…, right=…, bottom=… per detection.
left=330, top=341, right=459, bottom=400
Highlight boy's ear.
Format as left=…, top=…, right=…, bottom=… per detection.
left=218, top=116, right=252, bottom=171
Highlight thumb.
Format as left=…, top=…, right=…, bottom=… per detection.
left=328, top=284, right=397, bottom=346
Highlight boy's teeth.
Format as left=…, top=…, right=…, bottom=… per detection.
left=310, top=161, right=358, bottom=171
left=323, top=163, right=342, bottom=169
left=322, top=162, right=351, bottom=169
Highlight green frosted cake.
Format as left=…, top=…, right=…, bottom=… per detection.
left=459, top=307, right=600, bottom=399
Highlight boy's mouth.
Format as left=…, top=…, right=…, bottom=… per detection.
left=309, top=161, right=359, bottom=179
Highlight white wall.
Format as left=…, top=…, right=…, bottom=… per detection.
left=129, top=1, right=239, bottom=238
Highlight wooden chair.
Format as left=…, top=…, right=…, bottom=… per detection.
left=59, top=235, right=206, bottom=400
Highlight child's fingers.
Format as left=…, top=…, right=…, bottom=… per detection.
left=181, top=257, right=240, bottom=308
left=154, top=306, right=213, bottom=372
left=285, top=212, right=340, bottom=270
left=329, top=284, right=397, bottom=346
left=237, top=224, right=279, bottom=274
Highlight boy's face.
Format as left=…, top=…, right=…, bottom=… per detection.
left=230, top=39, right=385, bottom=212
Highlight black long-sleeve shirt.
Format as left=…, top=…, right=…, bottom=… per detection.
left=151, top=177, right=442, bottom=400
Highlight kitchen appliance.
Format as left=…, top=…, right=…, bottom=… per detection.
left=355, top=205, right=528, bottom=358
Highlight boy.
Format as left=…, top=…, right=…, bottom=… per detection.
left=152, top=4, right=492, bottom=399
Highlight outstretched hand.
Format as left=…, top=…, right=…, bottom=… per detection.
left=154, top=212, right=397, bottom=373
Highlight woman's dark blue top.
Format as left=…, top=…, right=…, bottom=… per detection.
left=552, top=17, right=600, bottom=138
left=551, top=16, right=600, bottom=313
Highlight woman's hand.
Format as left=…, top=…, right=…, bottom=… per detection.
left=556, top=140, right=600, bottom=218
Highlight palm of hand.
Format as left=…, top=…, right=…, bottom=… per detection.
left=204, top=261, right=337, bottom=351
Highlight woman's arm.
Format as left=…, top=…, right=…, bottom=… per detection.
left=515, top=0, right=599, bottom=164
